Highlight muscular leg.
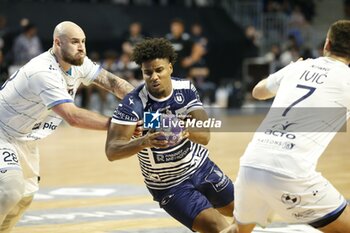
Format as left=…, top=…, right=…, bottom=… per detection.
left=319, top=204, right=350, bottom=233
left=0, top=195, right=33, bottom=233
left=236, top=223, right=256, bottom=233
left=192, top=207, right=232, bottom=233
left=216, top=201, right=234, bottom=217
left=0, top=170, right=25, bottom=225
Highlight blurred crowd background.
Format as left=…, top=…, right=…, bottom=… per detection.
left=0, top=0, right=348, bottom=115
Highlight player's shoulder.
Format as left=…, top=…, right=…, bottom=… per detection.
left=23, top=51, right=59, bottom=77
left=171, top=77, right=191, bottom=90
left=79, top=56, right=99, bottom=68
left=129, top=83, right=146, bottom=96
left=122, top=83, right=145, bottom=103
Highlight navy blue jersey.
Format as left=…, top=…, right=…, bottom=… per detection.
left=111, top=78, right=209, bottom=190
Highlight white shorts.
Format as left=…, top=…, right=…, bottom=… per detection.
left=234, top=166, right=347, bottom=227
left=0, top=131, right=40, bottom=195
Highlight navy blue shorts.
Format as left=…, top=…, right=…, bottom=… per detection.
left=148, top=158, right=234, bottom=230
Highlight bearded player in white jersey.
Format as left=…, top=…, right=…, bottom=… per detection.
left=223, top=20, right=350, bottom=233
left=0, top=21, right=134, bottom=232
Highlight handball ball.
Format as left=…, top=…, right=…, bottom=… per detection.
left=156, top=114, right=184, bottom=146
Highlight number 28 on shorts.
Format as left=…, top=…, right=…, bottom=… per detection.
left=0, top=148, right=21, bottom=171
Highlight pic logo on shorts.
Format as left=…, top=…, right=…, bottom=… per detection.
left=144, top=111, right=161, bottom=129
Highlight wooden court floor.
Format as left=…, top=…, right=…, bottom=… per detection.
left=11, top=115, right=350, bottom=233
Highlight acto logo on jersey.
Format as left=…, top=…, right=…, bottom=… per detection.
left=265, top=121, right=296, bottom=139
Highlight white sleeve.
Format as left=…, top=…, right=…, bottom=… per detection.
left=80, top=56, right=102, bottom=86
left=266, top=63, right=294, bottom=94
left=28, top=70, right=73, bottom=108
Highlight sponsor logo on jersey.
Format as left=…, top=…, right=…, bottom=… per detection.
left=144, top=111, right=161, bottom=129
left=292, top=209, right=316, bottom=220
left=48, top=64, right=57, bottom=71
left=43, top=122, right=58, bottom=130
left=160, top=194, right=174, bottom=206
left=32, top=122, right=58, bottom=131
left=32, top=123, right=42, bottom=130
left=265, top=121, right=296, bottom=139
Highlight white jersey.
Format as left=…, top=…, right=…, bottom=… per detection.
left=240, top=57, right=350, bottom=178
left=0, top=50, right=101, bottom=140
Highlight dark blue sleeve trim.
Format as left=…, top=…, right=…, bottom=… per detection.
left=48, top=99, right=74, bottom=109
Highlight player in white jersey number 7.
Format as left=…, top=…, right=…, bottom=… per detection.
left=0, top=21, right=136, bottom=232
left=222, top=20, right=350, bottom=233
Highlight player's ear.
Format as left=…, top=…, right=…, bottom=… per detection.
left=54, top=38, right=61, bottom=47
left=169, top=62, right=173, bottom=74
left=324, top=38, right=331, bottom=52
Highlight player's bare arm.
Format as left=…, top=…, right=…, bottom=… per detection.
left=52, top=102, right=110, bottom=130
left=186, top=109, right=210, bottom=145
left=252, top=78, right=276, bottom=100
left=105, top=123, right=168, bottom=161
left=92, top=69, right=134, bottom=99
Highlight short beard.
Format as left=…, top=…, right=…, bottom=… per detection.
left=61, top=50, right=84, bottom=66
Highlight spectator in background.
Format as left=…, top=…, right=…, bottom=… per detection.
left=0, top=49, right=9, bottom=86
left=121, top=21, right=146, bottom=55
left=165, top=18, right=193, bottom=77
left=264, top=43, right=282, bottom=72
left=0, top=16, right=6, bottom=50
left=75, top=51, right=101, bottom=109
left=101, top=50, right=119, bottom=74
left=12, top=23, right=43, bottom=65
left=244, top=25, right=260, bottom=58
left=188, top=22, right=215, bottom=105
left=0, top=17, right=31, bottom=66
left=280, top=34, right=300, bottom=67
left=191, top=22, right=208, bottom=47
left=92, top=50, right=120, bottom=115
left=345, top=0, right=350, bottom=19
left=115, top=52, right=140, bottom=87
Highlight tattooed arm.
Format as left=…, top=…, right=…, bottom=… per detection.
left=92, top=69, right=135, bottom=99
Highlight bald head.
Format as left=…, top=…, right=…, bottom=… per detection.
left=53, top=21, right=85, bottom=40
left=52, top=21, right=86, bottom=68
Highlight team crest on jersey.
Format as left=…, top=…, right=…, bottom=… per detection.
left=174, top=92, right=184, bottom=104
left=144, top=110, right=161, bottom=129
left=281, top=193, right=301, bottom=209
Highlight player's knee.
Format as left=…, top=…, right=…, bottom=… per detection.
left=219, top=224, right=238, bottom=233
left=194, top=221, right=229, bottom=233
left=0, top=171, right=25, bottom=214
left=193, top=209, right=230, bottom=233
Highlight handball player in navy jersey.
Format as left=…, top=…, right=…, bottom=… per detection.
left=105, top=38, right=234, bottom=233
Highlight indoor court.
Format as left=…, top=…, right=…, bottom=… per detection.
left=11, top=114, right=350, bottom=233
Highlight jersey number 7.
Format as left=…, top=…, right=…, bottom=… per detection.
left=282, top=84, right=316, bottom=117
